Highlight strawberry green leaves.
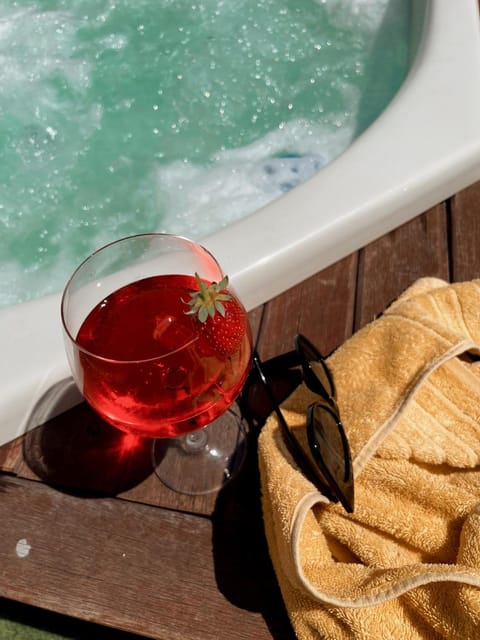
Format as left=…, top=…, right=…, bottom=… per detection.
left=184, top=273, right=247, bottom=358
left=184, top=273, right=232, bottom=323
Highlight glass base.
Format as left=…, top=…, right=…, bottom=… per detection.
left=152, top=404, right=247, bottom=495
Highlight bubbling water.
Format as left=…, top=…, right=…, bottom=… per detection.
left=0, top=0, right=409, bottom=307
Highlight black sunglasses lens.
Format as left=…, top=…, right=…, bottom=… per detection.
left=307, top=403, right=354, bottom=512
left=309, top=360, right=335, bottom=399
left=295, top=333, right=321, bottom=360
left=295, top=334, right=335, bottom=400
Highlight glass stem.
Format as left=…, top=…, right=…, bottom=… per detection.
left=180, top=428, right=209, bottom=454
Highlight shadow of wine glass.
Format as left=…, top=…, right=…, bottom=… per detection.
left=211, top=423, right=296, bottom=640
left=21, top=378, right=155, bottom=496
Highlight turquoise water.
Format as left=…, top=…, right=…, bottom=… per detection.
left=0, top=0, right=409, bottom=307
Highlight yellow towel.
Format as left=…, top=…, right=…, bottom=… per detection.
left=258, top=278, right=480, bottom=639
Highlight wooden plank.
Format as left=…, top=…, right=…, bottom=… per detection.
left=450, top=181, right=480, bottom=282
left=0, top=476, right=288, bottom=640
left=255, top=253, right=358, bottom=360
left=248, top=305, right=264, bottom=345
left=1, top=402, right=219, bottom=516
left=355, top=204, right=449, bottom=329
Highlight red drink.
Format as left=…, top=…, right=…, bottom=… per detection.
left=76, top=274, right=252, bottom=438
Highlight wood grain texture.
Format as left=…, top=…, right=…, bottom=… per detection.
left=0, top=476, right=285, bottom=640
left=450, top=181, right=480, bottom=282
left=355, top=204, right=449, bottom=329
left=4, top=401, right=220, bottom=516
left=255, top=253, right=358, bottom=360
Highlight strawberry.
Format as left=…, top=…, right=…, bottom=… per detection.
left=184, top=273, right=247, bottom=358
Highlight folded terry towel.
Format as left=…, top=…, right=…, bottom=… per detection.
left=258, top=278, right=480, bottom=639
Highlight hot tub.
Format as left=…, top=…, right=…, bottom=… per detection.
left=2, top=0, right=480, bottom=445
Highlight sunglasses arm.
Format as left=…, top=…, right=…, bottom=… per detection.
left=252, top=355, right=338, bottom=504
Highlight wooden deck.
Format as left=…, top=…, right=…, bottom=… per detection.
left=1, top=179, right=480, bottom=639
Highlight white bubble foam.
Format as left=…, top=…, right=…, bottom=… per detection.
left=154, top=119, right=354, bottom=238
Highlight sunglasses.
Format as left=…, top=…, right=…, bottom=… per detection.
left=243, top=334, right=354, bottom=513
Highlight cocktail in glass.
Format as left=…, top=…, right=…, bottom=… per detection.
left=61, top=233, right=252, bottom=494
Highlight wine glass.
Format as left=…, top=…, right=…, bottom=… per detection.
left=61, top=233, right=252, bottom=495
